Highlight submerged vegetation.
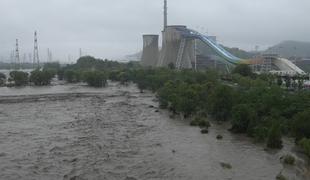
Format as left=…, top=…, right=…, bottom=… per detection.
left=9, top=71, right=29, bottom=86
left=3, top=56, right=310, bottom=157
left=220, top=162, right=232, bottom=169
left=0, top=72, right=6, bottom=86
left=83, top=71, right=107, bottom=87
left=48, top=56, right=310, bottom=154
left=30, top=69, right=55, bottom=86
left=281, top=154, right=296, bottom=165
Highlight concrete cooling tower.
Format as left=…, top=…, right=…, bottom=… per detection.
left=158, top=25, right=195, bottom=69
left=141, top=35, right=159, bottom=67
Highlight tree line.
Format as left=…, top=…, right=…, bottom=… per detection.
left=105, top=64, right=310, bottom=157
left=1, top=57, right=309, bottom=158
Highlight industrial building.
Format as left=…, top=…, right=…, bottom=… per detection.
left=141, top=35, right=159, bottom=67
left=140, top=0, right=305, bottom=75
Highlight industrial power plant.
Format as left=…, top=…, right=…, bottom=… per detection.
left=141, top=0, right=305, bottom=75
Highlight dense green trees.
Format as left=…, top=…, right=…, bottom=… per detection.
left=232, top=64, right=253, bottom=77
left=231, top=104, right=257, bottom=133
left=292, top=109, right=310, bottom=141
left=65, top=56, right=128, bottom=71
left=267, top=121, right=283, bottom=149
left=64, top=70, right=82, bottom=83
left=9, top=71, right=28, bottom=86
left=30, top=69, right=55, bottom=86
left=298, top=138, right=310, bottom=158
left=102, top=65, right=310, bottom=151
left=208, top=85, right=234, bottom=121
left=83, top=71, right=107, bottom=87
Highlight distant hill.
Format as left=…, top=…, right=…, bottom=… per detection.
left=124, top=51, right=142, bottom=61
left=265, top=41, right=310, bottom=59
left=223, top=46, right=256, bottom=59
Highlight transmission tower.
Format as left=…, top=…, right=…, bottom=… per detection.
left=15, top=39, right=20, bottom=70
left=33, top=31, right=40, bottom=68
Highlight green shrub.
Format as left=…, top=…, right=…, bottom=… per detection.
left=108, top=70, right=121, bottom=82
left=64, top=70, right=82, bottom=83
left=231, top=104, right=256, bottom=133
left=216, top=135, right=223, bottom=140
left=252, top=126, right=269, bottom=142
left=220, top=162, right=232, bottom=169
left=0, top=72, right=6, bottom=86
left=30, top=69, right=55, bottom=86
left=118, top=71, right=131, bottom=85
left=292, top=109, right=310, bottom=141
left=9, top=71, right=28, bottom=86
left=190, top=120, right=199, bottom=126
left=208, top=85, right=234, bottom=121
left=281, top=154, right=295, bottom=165
left=57, top=69, right=65, bottom=80
left=267, top=121, right=283, bottom=149
left=83, top=71, right=107, bottom=87
left=276, top=173, right=287, bottom=180
left=232, top=64, right=253, bottom=77
left=298, top=138, right=310, bottom=158
left=190, top=117, right=210, bottom=128
left=201, top=128, right=209, bottom=134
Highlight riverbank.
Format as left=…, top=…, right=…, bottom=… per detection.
left=0, top=83, right=309, bottom=180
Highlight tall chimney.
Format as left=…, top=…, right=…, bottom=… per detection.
left=164, top=0, right=167, bottom=30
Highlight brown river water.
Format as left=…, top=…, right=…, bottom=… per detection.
left=0, top=82, right=309, bottom=180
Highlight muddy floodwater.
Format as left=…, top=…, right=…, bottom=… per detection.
left=0, top=82, right=309, bottom=180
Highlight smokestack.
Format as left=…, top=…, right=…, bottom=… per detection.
left=141, top=35, right=159, bottom=67
left=164, top=0, right=167, bottom=30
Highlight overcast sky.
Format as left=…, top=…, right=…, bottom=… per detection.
left=0, top=0, right=309, bottom=62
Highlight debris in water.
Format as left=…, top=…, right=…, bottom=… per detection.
left=220, top=162, right=232, bottom=169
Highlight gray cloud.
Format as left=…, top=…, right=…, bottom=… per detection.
left=1, top=0, right=309, bottom=62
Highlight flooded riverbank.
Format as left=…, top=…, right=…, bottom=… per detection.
left=0, top=83, right=309, bottom=180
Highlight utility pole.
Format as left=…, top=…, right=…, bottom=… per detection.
left=28, top=53, right=32, bottom=64
left=33, top=31, right=40, bottom=69
left=47, top=48, right=53, bottom=62
left=50, top=50, right=53, bottom=62
left=10, top=50, right=15, bottom=70
left=47, top=48, right=50, bottom=62
left=79, top=48, right=82, bottom=58
left=15, top=39, right=20, bottom=70
left=23, top=53, right=27, bottom=68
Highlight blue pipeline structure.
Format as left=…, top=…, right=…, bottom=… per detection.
left=175, top=27, right=244, bottom=65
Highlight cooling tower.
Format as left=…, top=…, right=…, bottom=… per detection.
left=141, top=35, right=159, bottom=67
left=158, top=25, right=195, bottom=69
